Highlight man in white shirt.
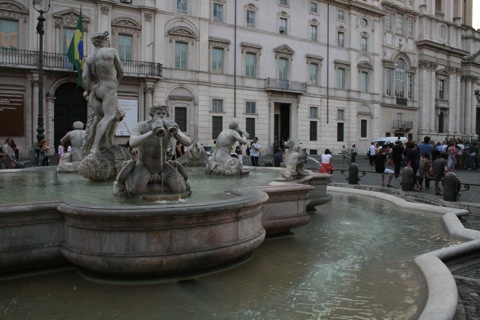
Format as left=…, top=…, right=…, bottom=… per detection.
left=250, top=137, right=261, bottom=166
left=368, top=142, right=376, bottom=166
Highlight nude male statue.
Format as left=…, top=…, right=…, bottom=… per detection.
left=114, top=104, right=192, bottom=196
left=60, top=121, right=86, bottom=162
left=210, top=121, right=249, bottom=165
left=82, top=31, right=124, bottom=154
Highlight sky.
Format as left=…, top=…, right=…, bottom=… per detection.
left=474, top=1, right=479, bottom=29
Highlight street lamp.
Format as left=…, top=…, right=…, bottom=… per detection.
left=33, top=0, right=51, bottom=145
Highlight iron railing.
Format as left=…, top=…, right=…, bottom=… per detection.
left=0, top=47, right=162, bottom=77
left=264, top=78, right=307, bottom=93
left=392, top=120, right=413, bottom=130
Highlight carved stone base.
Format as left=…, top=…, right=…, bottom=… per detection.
left=78, top=146, right=131, bottom=182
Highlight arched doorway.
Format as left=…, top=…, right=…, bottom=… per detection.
left=54, top=83, right=87, bottom=148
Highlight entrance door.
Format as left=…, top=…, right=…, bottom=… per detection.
left=54, top=83, right=87, bottom=148
left=274, top=103, right=291, bottom=148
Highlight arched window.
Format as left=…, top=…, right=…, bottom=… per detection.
left=395, top=59, right=406, bottom=97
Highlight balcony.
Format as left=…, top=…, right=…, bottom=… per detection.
left=392, top=120, right=413, bottom=131
left=0, top=48, right=162, bottom=78
left=264, top=78, right=307, bottom=94
left=396, top=97, right=408, bottom=105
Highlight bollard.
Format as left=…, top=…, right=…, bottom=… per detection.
left=348, top=163, right=359, bottom=184
left=443, top=172, right=458, bottom=202
left=401, top=166, right=414, bottom=191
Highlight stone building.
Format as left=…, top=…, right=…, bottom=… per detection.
left=0, top=0, right=479, bottom=158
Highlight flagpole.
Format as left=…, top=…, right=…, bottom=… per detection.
left=33, top=0, right=51, bottom=147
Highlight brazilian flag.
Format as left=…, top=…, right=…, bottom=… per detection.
left=67, top=8, right=84, bottom=87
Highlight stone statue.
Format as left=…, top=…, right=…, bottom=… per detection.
left=176, top=141, right=210, bottom=167
left=277, top=139, right=311, bottom=180
left=57, top=121, right=86, bottom=172
left=114, top=104, right=192, bottom=199
left=82, top=30, right=125, bottom=155
left=205, top=121, right=249, bottom=175
left=78, top=31, right=130, bottom=181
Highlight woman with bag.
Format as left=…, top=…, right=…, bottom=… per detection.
left=417, top=153, right=432, bottom=191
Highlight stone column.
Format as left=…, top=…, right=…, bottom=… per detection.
left=429, top=63, right=437, bottom=133
left=448, top=67, right=457, bottom=135
left=455, top=72, right=462, bottom=135
left=143, top=81, right=155, bottom=121
left=470, top=77, right=478, bottom=138
left=46, top=94, right=56, bottom=149
left=418, top=60, right=431, bottom=135
left=465, top=76, right=473, bottom=136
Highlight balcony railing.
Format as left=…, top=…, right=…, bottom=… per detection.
left=0, top=47, right=162, bottom=78
left=396, top=97, right=408, bottom=105
left=392, top=120, right=413, bottom=130
left=264, top=78, right=307, bottom=93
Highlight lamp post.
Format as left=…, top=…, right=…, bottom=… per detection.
left=33, top=0, right=51, bottom=145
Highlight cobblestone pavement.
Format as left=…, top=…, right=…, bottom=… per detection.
left=258, top=153, right=480, bottom=320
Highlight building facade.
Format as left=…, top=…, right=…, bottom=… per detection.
left=1, top=0, right=479, bottom=158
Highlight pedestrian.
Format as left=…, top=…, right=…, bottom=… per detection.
left=432, top=153, right=448, bottom=195
left=368, top=142, right=376, bottom=166
left=418, top=153, right=432, bottom=190
left=250, top=137, right=261, bottom=166
left=320, top=148, right=334, bottom=174
left=342, top=145, right=350, bottom=165
left=375, top=148, right=394, bottom=187
left=350, top=144, right=357, bottom=163
left=273, top=148, right=283, bottom=167
left=392, top=140, right=404, bottom=178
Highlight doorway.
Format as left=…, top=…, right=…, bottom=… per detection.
left=54, top=83, right=87, bottom=148
left=274, top=103, right=291, bottom=149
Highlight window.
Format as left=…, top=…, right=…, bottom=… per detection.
left=279, top=18, right=287, bottom=34
left=309, top=106, right=318, bottom=118
left=337, top=123, right=344, bottom=142
left=175, top=42, right=188, bottom=69
left=309, top=63, right=318, bottom=85
left=396, top=13, right=403, bottom=34
left=0, top=19, right=19, bottom=48
left=246, top=10, right=256, bottom=28
left=310, top=121, right=317, bottom=141
left=213, top=3, right=224, bottom=22
left=407, top=17, right=414, bottom=36
left=246, top=118, right=256, bottom=138
left=360, top=71, right=369, bottom=93
left=337, top=67, right=346, bottom=89
left=435, top=0, right=442, bottom=13
left=212, top=99, right=223, bottom=112
left=395, top=60, right=406, bottom=97
left=211, top=48, right=224, bottom=73
left=279, top=0, right=289, bottom=5
left=63, top=28, right=74, bottom=54
left=337, top=31, right=344, bottom=47
left=246, top=52, right=256, bottom=77
left=310, top=25, right=318, bottom=41
left=386, top=69, right=393, bottom=96
left=438, top=79, right=445, bottom=99
left=279, top=58, right=288, bottom=81
left=408, top=73, right=414, bottom=99
left=337, top=10, right=345, bottom=21
left=118, top=34, right=133, bottom=60
left=360, top=18, right=369, bottom=27
left=246, top=101, right=256, bottom=114
left=361, top=36, right=368, bottom=51
left=212, top=116, right=223, bottom=139
left=310, top=2, right=318, bottom=14
left=337, top=109, right=345, bottom=121
left=361, top=119, right=367, bottom=138
left=386, top=11, right=392, bottom=30
left=177, top=0, right=187, bottom=14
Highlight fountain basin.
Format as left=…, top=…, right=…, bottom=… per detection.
left=0, top=167, right=330, bottom=277
left=60, top=188, right=267, bottom=277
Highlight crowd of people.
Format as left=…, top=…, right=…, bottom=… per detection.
left=367, top=136, right=479, bottom=195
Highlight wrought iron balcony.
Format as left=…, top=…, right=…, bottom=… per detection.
left=392, top=120, right=413, bottom=130
left=0, top=47, right=162, bottom=78
left=396, top=97, right=408, bottom=105
left=264, top=78, right=307, bottom=93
